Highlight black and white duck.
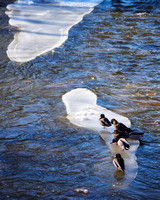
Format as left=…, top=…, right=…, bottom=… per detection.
left=113, top=154, right=125, bottom=171
left=99, top=114, right=111, bottom=129
left=111, top=137, right=130, bottom=151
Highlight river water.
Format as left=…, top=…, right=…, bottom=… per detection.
left=0, top=0, right=160, bottom=199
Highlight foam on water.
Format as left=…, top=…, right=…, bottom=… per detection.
left=62, top=88, right=139, bottom=188
left=6, top=0, right=103, bottom=62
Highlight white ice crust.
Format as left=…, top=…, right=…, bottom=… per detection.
left=6, top=0, right=103, bottom=62
left=62, top=88, right=139, bottom=188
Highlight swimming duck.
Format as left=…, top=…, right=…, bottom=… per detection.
left=99, top=114, right=111, bottom=129
left=113, top=154, right=125, bottom=171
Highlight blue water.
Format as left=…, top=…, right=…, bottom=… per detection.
left=0, top=0, right=160, bottom=199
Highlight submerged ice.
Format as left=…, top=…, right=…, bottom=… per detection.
left=62, top=88, right=139, bottom=188
left=6, top=0, right=103, bottom=62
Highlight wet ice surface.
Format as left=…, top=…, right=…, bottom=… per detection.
left=63, top=88, right=139, bottom=188
left=6, top=0, right=103, bottom=62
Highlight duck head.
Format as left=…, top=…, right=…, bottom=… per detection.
left=100, top=114, right=105, bottom=118
left=115, top=153, right=121, bottom=158
left=111, top=118, right=118, bottom=125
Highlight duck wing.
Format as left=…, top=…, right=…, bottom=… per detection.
left=117, top=123, right=131, bottom=133
left=99, top=118, right=111, bottom=127
left=119, top=158, right=125, bottom=171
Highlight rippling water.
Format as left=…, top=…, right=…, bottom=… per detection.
left=0, top=0, right=160, bottom=199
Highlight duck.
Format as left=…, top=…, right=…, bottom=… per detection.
left=111, top=118, right=131, bottom=136
left=113, top=154, right=125, bottom=171
left=111, top=118, right=132, bottom=133
left=110, top=137, right=130, bottom=151
left=117, top=138, right=130, bottom=151
left=111, top=119, right=144, bottom=139
left=99, top=114, right=111, bottom=129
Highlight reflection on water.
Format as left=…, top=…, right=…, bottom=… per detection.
left=0, top=0, right=160, bottom=199
left=113, top=170, right=125, bottom=182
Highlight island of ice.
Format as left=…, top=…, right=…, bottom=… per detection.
left=62, top=88, right=139, bottom=188
left=6, top=0, right=103, bottom=62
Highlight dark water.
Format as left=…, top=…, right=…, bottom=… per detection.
left=0, top=0, right=160, bottom=199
